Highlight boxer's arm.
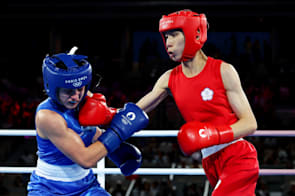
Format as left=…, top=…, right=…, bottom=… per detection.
left=221, top=62, right=257, bottom=138
left=136, top=69, right=171, bottom=112
left=36, top=110, right=107, bottom=168
left=91, top=127, right=103, bottom=142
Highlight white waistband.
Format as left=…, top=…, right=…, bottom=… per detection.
left=201, top=138, right=244, bottom=158
left=35, top=159, right=90, bottom=182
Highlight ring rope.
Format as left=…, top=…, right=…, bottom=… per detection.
left=1, top=129, right=295, bottom=137
left=0, top=129, right=294, bottom=176
left=0, top=167, right=294, bottom=176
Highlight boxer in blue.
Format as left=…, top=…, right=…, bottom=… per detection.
left=27, top=48, right=149, bottom=195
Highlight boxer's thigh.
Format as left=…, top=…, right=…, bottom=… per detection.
left=212, top=141, right=259, bottom=196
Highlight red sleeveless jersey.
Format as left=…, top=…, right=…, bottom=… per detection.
left=168, top=57, right=237, bottom=126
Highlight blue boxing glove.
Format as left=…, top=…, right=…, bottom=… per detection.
left=108, top=142, right=142, bottom=176
left=98, top=102, right=149, bottom=153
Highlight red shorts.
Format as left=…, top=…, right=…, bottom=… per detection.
left=202, top=140, right=259, bottom=196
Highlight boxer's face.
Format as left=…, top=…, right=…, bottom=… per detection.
left=164, top=30, right=185, bottom=62
left=58, top=86, right=85, bottom=109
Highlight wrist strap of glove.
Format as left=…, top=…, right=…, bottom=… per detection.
left=97, top=129, right=122, bottom=153
left=217, top=125, right=234, bottom=144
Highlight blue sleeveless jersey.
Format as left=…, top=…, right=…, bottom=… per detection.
left=35, top=98, right=96, bottom=165
left=27, top=98, right=110, bottom=195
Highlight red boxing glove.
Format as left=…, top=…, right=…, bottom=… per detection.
left=79, top=93, right=117, bottom=126
left=177, top=122, right=234, bottom=156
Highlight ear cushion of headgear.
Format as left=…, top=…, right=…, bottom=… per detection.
left=181, top=13, right=207, bottom=61
left=198, top=14, right=208, bottom=47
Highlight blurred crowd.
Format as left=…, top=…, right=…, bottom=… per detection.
left=0, top=34, right=295, bottom=195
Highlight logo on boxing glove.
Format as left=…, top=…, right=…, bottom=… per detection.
left=199, top=129, right=207, bottom=138
left=120, top=112, right=136, bottom=125
left=127, top=112, right=136, bottom=121
left=199, top=127, right=211, bottom=139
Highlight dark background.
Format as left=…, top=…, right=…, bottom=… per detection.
left=2, top=0, right=295, bottom=123
left=1, top=1, right=295, bottom=195
left=2, top=0, right=295, bottom=129
left=1, top=0, right=294, bottom=83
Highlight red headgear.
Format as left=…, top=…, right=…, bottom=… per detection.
left=159, top=10, right=208, bottom=61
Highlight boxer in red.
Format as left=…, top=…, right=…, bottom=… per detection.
left=136, top=9, right=259, bottom=195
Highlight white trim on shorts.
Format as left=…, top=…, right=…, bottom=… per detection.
left=201, top=138, right=244, bottom=158
left=35, top=159, right=91, bottom=182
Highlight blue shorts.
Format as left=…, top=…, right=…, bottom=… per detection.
left=27, top=170, right=110, bottom=196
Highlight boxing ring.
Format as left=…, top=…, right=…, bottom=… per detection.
left=0, top=129, right=295, bottom=192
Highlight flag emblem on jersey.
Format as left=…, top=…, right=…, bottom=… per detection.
left=201, top=88, right=214, bottom=101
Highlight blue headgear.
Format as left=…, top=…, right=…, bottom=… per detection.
left=42, top=52, right=92, bottom=104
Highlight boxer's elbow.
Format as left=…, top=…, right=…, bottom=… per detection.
left=76, top=158, right=97, bottom=169
left=234, top=117, right=257, bottom=138
left=247, top=117, right=258, bottom=135
left=74, top=151, right=103, bottom=169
